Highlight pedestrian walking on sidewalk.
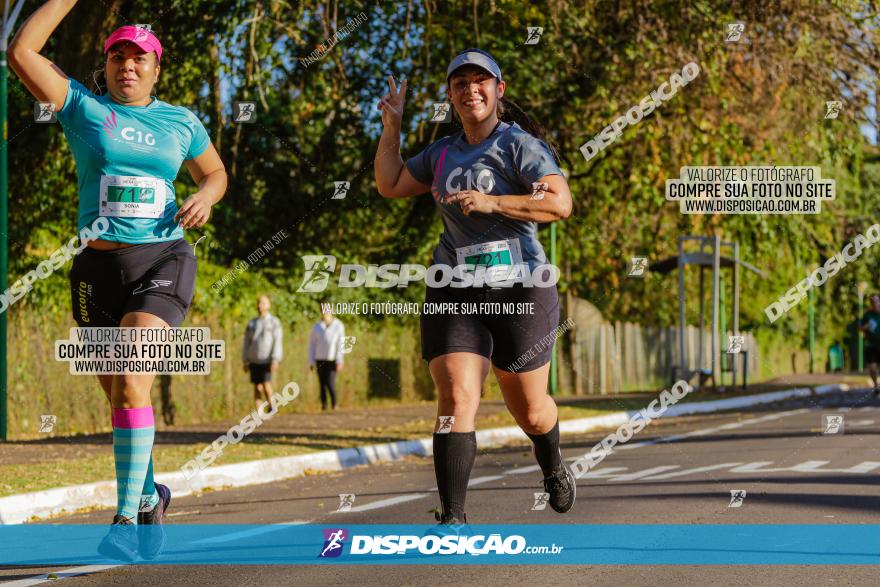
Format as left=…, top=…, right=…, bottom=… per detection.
left=243, top=295, right=283, bottom=409
left=309, top=306, right=345, bottom=410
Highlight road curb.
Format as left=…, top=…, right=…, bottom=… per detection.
left=0, top=383, right=850, bottom=524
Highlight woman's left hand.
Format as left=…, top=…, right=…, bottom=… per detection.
left=443, top=190, right=496, bottom=216
left=175, top=192, right=213, bottom=229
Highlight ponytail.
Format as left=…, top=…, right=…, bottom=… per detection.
left=497, top=96, right=561, bottom=164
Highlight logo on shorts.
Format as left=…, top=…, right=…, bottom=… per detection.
left=77, top=281, right=92, bottom=324
left=132, top=279, right=173, bottom=295
left=319, top=528, right=348, bottom=558
left=297, top=255, right=337, bottom=293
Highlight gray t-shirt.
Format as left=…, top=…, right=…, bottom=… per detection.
left=405, top=121, right=562, bottom=275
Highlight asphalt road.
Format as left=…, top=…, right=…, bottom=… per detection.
left=3, top=388, right=879, bottom=586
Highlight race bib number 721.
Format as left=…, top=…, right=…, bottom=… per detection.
left=99, top=175, right=166, bottom=218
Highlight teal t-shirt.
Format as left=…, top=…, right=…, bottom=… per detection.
left=56, top=78, right=211, bottom=243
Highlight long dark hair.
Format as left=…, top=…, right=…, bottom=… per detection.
left=497, top=96, right=561, bottom=164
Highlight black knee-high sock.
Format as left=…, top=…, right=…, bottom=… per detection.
left=433, top=432, right=476, bottom=519
left=526, top=420, right=562, bottom=477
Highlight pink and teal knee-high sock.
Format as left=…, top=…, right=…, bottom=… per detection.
left=111, top=407, right=156, bottom=522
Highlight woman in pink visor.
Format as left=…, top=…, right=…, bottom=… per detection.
left=9, top=0, right=227, bottom=561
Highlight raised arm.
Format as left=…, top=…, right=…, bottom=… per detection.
left=8, top=0, right=78, bottom=107
left=374, top=75, right=430, bottom=199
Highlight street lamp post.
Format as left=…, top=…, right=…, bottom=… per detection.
left=858, top=281, right=868, bottom=373
left=0, top=0, right=27, bottom=442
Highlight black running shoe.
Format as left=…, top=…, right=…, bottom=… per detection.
left=97, top=515, right=138, bottom=562
left=138, top=483, right=171, bottom=560
left=543, top=463, right=576, bottom=513
left=425, top=511, right=470, bottom=537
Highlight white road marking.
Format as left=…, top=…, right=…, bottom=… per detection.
left=576, top=467, right=630, bottom=479
left=467, top=475, right=505, bottom=486
left=616, top=409, right=809, bottom=452
left=344, top=493, right=430, bottom=513
left=640, top=463, right=745, bottom=481
left=504, top=464, right=542, bottom=475
left=728, top=462, right=775, bottom=473
left=607, top=466, right=681, bottom=482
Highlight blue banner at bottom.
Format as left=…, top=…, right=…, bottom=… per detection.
left=0, top=525, right=877, bottom=565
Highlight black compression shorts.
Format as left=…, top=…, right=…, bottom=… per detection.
left=70, top=239, right=197, bottom=328
left=420, top=283, right=560, bottom=372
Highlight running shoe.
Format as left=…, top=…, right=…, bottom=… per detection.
left=543, top=462, right=576, bottom=513
left=97, top=515, right=139, bottom=562
left=425, top=511, right=470, bottom=537
left=138, top=483, right=171, bottom=560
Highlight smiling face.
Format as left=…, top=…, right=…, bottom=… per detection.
left=447, top=64, right=505, bottom=125
left=105, top=42, right=160, bottom=105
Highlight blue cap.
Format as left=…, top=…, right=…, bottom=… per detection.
left=446, top=49, right=503, bottom=82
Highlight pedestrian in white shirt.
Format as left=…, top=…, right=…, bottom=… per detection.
left=309, top=307, right=345, bottom=410
left=243, top=295, right=283, bottom=409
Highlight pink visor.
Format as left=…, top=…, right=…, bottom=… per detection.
left=103, top=26, right=163, bottom=61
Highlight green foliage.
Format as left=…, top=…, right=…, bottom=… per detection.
left=5, top=0, right=880, bottom=413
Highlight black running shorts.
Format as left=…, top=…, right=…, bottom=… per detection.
left=864, top=346, right=880, bottom=366
left=249, top=362, right=273, bottom=384
left=420, top=283, right=560, bottom=372
left=70, top=239, right=197, bottom=328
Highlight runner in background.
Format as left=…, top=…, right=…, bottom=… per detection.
left=9, top=0, right=227, bottom=560
left=859, top=293, right=880, bottom=396
left=243, top=295, right=283, bottom=409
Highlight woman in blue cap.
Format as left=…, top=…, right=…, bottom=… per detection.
left=374, top=48, right=575, bottom=528
left=10, top=0, right=227, bottom=560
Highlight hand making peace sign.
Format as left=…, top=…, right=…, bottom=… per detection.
left=377, top=74, right=407, bottom=130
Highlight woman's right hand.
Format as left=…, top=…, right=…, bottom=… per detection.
left=377, top=74, right=407, bottom=131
